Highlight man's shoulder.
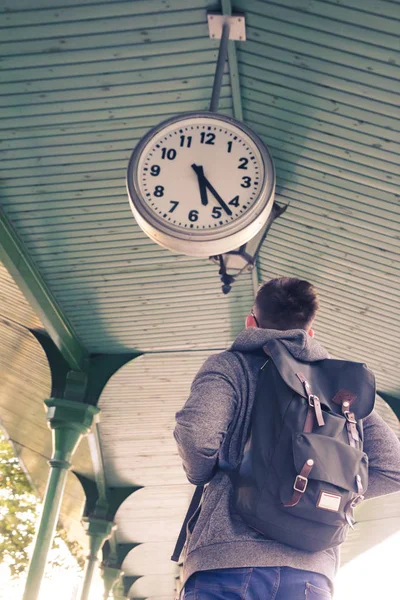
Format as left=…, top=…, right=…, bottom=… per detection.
left=201, top=348, right=264, bottom=378
left=202, top=349, right=242, bottom=371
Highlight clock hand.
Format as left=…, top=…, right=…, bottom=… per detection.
left=191, top=164, right=208, bottom=206
left=201, top=173, right=233, bottom=216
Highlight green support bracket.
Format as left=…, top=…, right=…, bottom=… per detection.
left=30, top=329, right=72, bottom=398
left=108, top=486, right=142, bottom=519
left=73, top=476, right=142, bottom=598
left=73, top=473, right=141, bottom=522
left=112, top=579, right=129, bottom=599
left=378, top=391, right=400, bottom=420
left=117, top=542, right=141, bottom=567
left=79, top=517, right=115, bottom=600
left=86, top=353, right=141, bottom=406
left=73, top=472, right=99, bottom=517
left=123, top=575, right=141, bottom=597
left=101, top=565, right=121, bottom=600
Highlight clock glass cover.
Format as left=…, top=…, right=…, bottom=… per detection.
left=127, top=113, right=275, bottom=256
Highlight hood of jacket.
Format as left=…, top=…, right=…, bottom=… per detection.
left=230, top=328, right=329, bottom=362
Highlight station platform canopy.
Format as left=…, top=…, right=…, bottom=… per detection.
left=0, top=1, right=399, bottom=598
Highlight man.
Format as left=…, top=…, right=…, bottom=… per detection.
left=174, top=277, right=400, bottom=599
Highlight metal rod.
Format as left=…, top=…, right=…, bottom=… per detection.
left=220, top=0, right=244, bottom=121
left=80, top=554, right=98, bottom=600
left=22, top=399, right=99, bottom=600
left=209, top=20, right=230, bottom=112
left=79, top=519, right=114, bottom=600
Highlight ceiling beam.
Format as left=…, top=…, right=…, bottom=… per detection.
left=0, top=207, right=88, bottom=371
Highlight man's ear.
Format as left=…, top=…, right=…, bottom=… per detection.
left=246, top=314, right=258, bottom=328
left=307, top=328, right=315, bottom=338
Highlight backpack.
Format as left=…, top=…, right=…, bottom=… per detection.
left=171, top=339, right=376, bottom=562
left=231, top=338, right=376, bottom=552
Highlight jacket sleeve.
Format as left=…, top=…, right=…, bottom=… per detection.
left=173, top=353, right=238, bottom=486
left=363, top=408, right=400, bottom=499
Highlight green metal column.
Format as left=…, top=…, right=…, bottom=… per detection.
left=79, top=517, right=114, bottom=600
left=101, top=565, right=121, bottom=600
left=22, top=398, right=99, bottom=600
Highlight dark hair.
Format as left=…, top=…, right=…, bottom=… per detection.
left=254, top=277, right=319, bottom=331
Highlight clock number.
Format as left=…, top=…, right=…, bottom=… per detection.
left=200, top=132, right=215, bottom=145
left=238, top=157, right=248, bottom=170
left=154, top=185, right=164, bottom=197
left=188, top=210, right=199, bottom=222
left=161, top=148, right=177, bottom=160
left=169, top=201, right=179, bottom=213
left=227, top=141, right=233, bottom=153
left=150, top=165, right=160, bottom=176
left=228, top=195, right=240, bottom=207
left=180, top=135, right=192, bottom=148
left=241, top=176, right=251, bottom=188
left=212, top=206, right=222, bottom=219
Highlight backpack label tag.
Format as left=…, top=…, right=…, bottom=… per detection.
left=317, top=491, right=341, bottom=512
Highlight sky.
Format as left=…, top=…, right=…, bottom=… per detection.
left=0, top=562, right=103, bottom=600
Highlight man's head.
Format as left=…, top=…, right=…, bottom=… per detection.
left=247, top=277, right=319, bottom=334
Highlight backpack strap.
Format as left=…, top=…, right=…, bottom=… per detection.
left=171, top=485, right=204, bottom=562
left=296, top=372, right=325, bottom=428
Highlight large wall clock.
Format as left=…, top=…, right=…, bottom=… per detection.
left=126, top=112, right=275, bottom=257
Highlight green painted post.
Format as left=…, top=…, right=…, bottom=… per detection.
left=22, top=399, right=99, bottom=600
left=101, top=565, right=121, bottom=600
left=79, top=518, right=115, bottom=600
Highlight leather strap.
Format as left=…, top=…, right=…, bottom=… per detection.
left=342, top=402, right=360, bottom=447
left=303, top=406, right=315, bottom=433
left=284, top=459, right=314, bottom=508
left=296, top=373, right=325, bottom=427
left=312, top=395, right=325, bottom=427
left=171, top=485, right=204, bottom=562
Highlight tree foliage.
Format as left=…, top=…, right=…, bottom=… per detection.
left=0, top=431, right=38, bottom=577
left=0, top=429, right=84, bottom=578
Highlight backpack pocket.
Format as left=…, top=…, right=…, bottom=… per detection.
left=279, top=432, right=368, bottom=526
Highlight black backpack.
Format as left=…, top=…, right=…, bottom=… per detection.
left=231, top=339, right=376, bottom=552
left=171, top=339, right=376, bottom=561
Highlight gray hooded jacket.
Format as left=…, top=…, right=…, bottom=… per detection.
left=174, top=329, right=400, bottom=588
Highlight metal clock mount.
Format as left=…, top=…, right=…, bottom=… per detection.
left=126, top=11, right=287, bottom=293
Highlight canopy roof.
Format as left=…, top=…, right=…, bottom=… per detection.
left=0, top=0, right=399, bottom=598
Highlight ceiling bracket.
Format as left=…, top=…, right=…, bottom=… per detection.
left=207, top=12, right=246, bottom=41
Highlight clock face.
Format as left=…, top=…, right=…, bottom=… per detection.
left=136, top=116, right=264, bottom=231
left=127, top=113, right=275, bottom=257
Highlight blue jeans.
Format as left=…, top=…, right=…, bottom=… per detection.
left=182, top=567, right=332, bottom=599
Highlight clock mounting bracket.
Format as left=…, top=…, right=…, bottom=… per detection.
left=207, top=11, right=246, bottom=113
left=207, top=12, right=246, bottom=42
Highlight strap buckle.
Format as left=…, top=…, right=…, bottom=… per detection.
left=308, top=394, right=319, bottom=408
left=351, top=494, right=364, bottom=509
left=293, top=474, right=308, bottom=493
left=344, top=411, right=357, bottom=424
